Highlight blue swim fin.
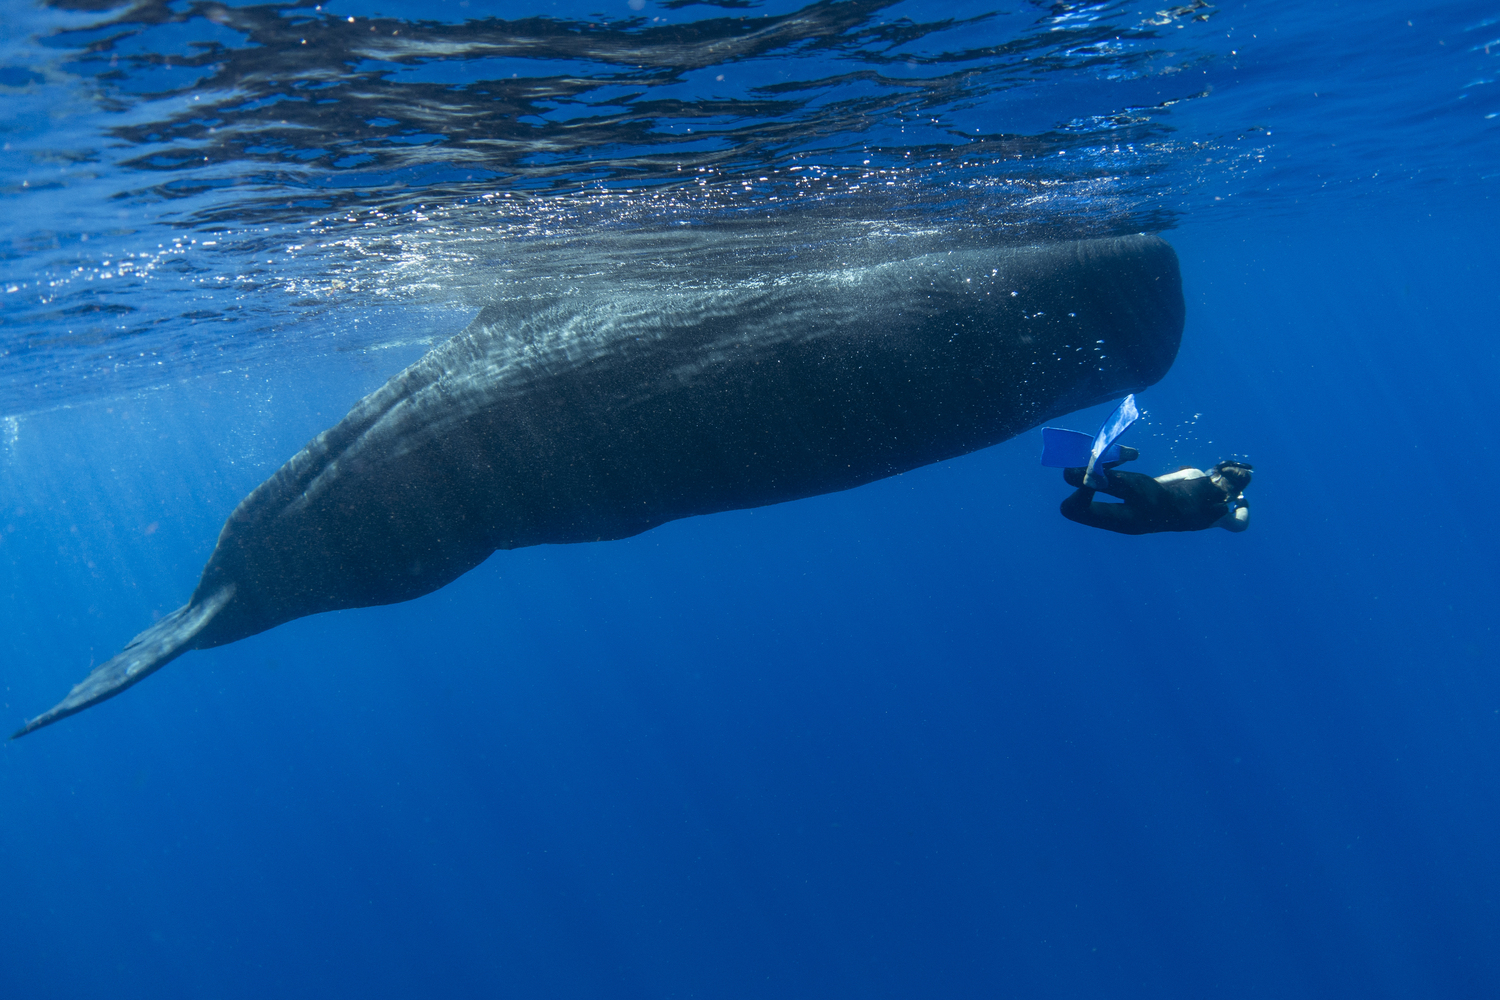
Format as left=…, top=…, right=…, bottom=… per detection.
left=1041, top=427, right=1126, bottom=468
left=1083, top=394, right=1138, bottom=488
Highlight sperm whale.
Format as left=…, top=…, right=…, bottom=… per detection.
left=14, top=234, right=1184, bottom=737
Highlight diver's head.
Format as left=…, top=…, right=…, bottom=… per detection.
left=1211, top=460, right=1253, bottom=495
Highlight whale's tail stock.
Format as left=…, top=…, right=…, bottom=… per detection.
left=11, top=585, right=236, bottom=739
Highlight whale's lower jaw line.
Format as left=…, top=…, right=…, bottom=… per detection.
left=15, top=235, right=1184, bottom=737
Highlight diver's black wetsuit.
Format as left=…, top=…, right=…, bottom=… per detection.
left=1060, top=466, right=1241, bottom=535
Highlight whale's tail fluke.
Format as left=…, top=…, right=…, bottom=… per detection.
left=11, top=585, right=235, bottom=739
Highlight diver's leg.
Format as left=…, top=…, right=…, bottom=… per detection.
left=1060, top=488, right=1148, bottom=533
left=1094, top=469, right=1171, bottom=505
left=1060, top=486, right=1096, bottom=523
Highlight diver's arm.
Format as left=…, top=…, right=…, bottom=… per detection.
left=1216, top=498, right=1250, bottom=532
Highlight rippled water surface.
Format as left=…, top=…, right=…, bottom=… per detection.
left=5, top=0, right=1491, bottom=410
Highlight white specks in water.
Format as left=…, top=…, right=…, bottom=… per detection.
left=1140, top=410, right=1239, bottom=467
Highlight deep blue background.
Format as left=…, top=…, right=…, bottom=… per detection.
left=3, top=202, right=1498, bottom=998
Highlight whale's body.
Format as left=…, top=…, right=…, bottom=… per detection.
left=16, top=235, right=1184, bottom=737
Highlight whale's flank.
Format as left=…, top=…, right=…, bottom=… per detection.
left=16, top=235, right=1184, bottom=737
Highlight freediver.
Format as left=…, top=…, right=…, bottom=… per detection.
left=1058, top=452, right=1252, bottom=535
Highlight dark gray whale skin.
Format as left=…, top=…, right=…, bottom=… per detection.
left=15, top=234, right=1183, bottom=737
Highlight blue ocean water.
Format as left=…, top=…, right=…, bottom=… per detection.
left=2, top=1, right=1498, bottom=997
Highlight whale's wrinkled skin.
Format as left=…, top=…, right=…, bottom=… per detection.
left=15, top=234, right=1184, bottom=737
